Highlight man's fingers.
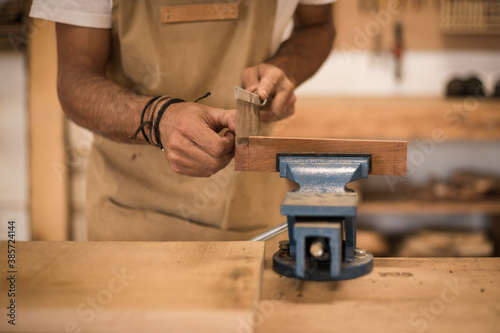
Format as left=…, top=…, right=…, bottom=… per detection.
left=170, top=106, right=235, bottom=158
left=256, top=72, right=280, bottom=101
left=241, top=66, right=260, bottom=93
left=185, top=124, right=234, bottom=158
left=245, top=84, right=259, bottom=94
left=159, top=102, right=236, bottom=177
left=209, top=109, right=236, bottom=133
left=223, top=129, right=235, bottom=141
left=242, top=65, right=279, bottom=101
left=241, top=63, right=297, bottom=122
left=167, top=139, right=234, bottom=177
left=260, top=89, right=296, bottom=123
left=170, top=153, right=234, bottom=177
left=183, top=126, right=234, bottom=159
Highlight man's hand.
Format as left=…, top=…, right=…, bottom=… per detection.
left=240, top=4, right=334, bottom=124
left=56, top=23, right=236, bottom=177
left=241, top=64, right=296, bottom=123
left=159, top=103, right=236, bottom=177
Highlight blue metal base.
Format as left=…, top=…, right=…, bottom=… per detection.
left=272, top=250, right=373, bottom=281
left=274, top=154, right=373, bottom=281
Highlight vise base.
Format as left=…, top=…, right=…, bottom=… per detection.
left=272, top=154, right=374, bottom=281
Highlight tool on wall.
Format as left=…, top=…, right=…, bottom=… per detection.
left=441, top=0, right=500, bottom=34
left=393, top=21, right=404, bottom=80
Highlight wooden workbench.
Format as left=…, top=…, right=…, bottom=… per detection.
left=0, top=241, right=498, bottom=333
left=0, top=241, right=264, bottom=333
left=257, top=256, right=499, bottom=333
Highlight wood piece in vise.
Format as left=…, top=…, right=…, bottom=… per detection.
left=236, top=99, right=260, bottom=146
left=235, top=87, right=261, bottom=146
left=235, top=136, right=407, bottom=176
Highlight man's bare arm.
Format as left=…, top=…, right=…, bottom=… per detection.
left=56, top=23, right=150, bottom=143
left=268, top=4, right=335, bottom=87
left=241, top=4, right=335, bottom=122
left=56, top=23, right=235, bottom=177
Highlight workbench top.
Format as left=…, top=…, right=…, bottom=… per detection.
left=1, top=241, right=498, bottom=333
left=257, top=256, right=499, bottom=333
left=0, top=241, right=264, bottom=333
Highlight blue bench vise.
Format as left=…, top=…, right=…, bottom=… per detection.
left=272, top=153, right=373, bottom=281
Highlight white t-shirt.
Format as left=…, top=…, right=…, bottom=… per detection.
left=30, top=0, right=335, bottom=54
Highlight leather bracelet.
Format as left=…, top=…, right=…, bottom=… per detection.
left=146, top=96, right=172, bottom=144
left=129, top=95, right=161, bottom=143
left=140, top=95, right=162, bottom=144
left=153, top=98, right=185, bottom=151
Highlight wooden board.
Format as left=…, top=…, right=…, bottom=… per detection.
left=256, top=256, right=500, bottom=333
left=274, top=98, right=500, bottom=141
left=0, top=241, right=264, bottom=333
left=0, top=241, right=498, bottom=333
left=236, top=99, right=260, bottom=146
left=235, top=136, right=407, bottom=176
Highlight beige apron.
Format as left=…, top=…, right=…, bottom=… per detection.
left=87, top=0, right=292, bottom=241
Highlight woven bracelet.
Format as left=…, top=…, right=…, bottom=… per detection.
left=129, top=95, right=161, bottom=143
left=153, top=98, right=185, bottom=151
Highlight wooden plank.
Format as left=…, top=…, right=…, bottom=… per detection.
left=236, top=99, right=260, bottom=146
left=235, top=136, right=407, bottom=176
left=1, top=241, right=497, bottom=333
left=274, top=98, right=500, bottom=141
left=28, top=19, right=69, bottom=240
left=161, top=4, right=238, bottom=24
left=256, top=256, right=500, bottom=333
left=0, top=241, right=264, bottom=333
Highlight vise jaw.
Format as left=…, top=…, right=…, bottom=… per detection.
left=273, top=154, right=374, bottom=281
